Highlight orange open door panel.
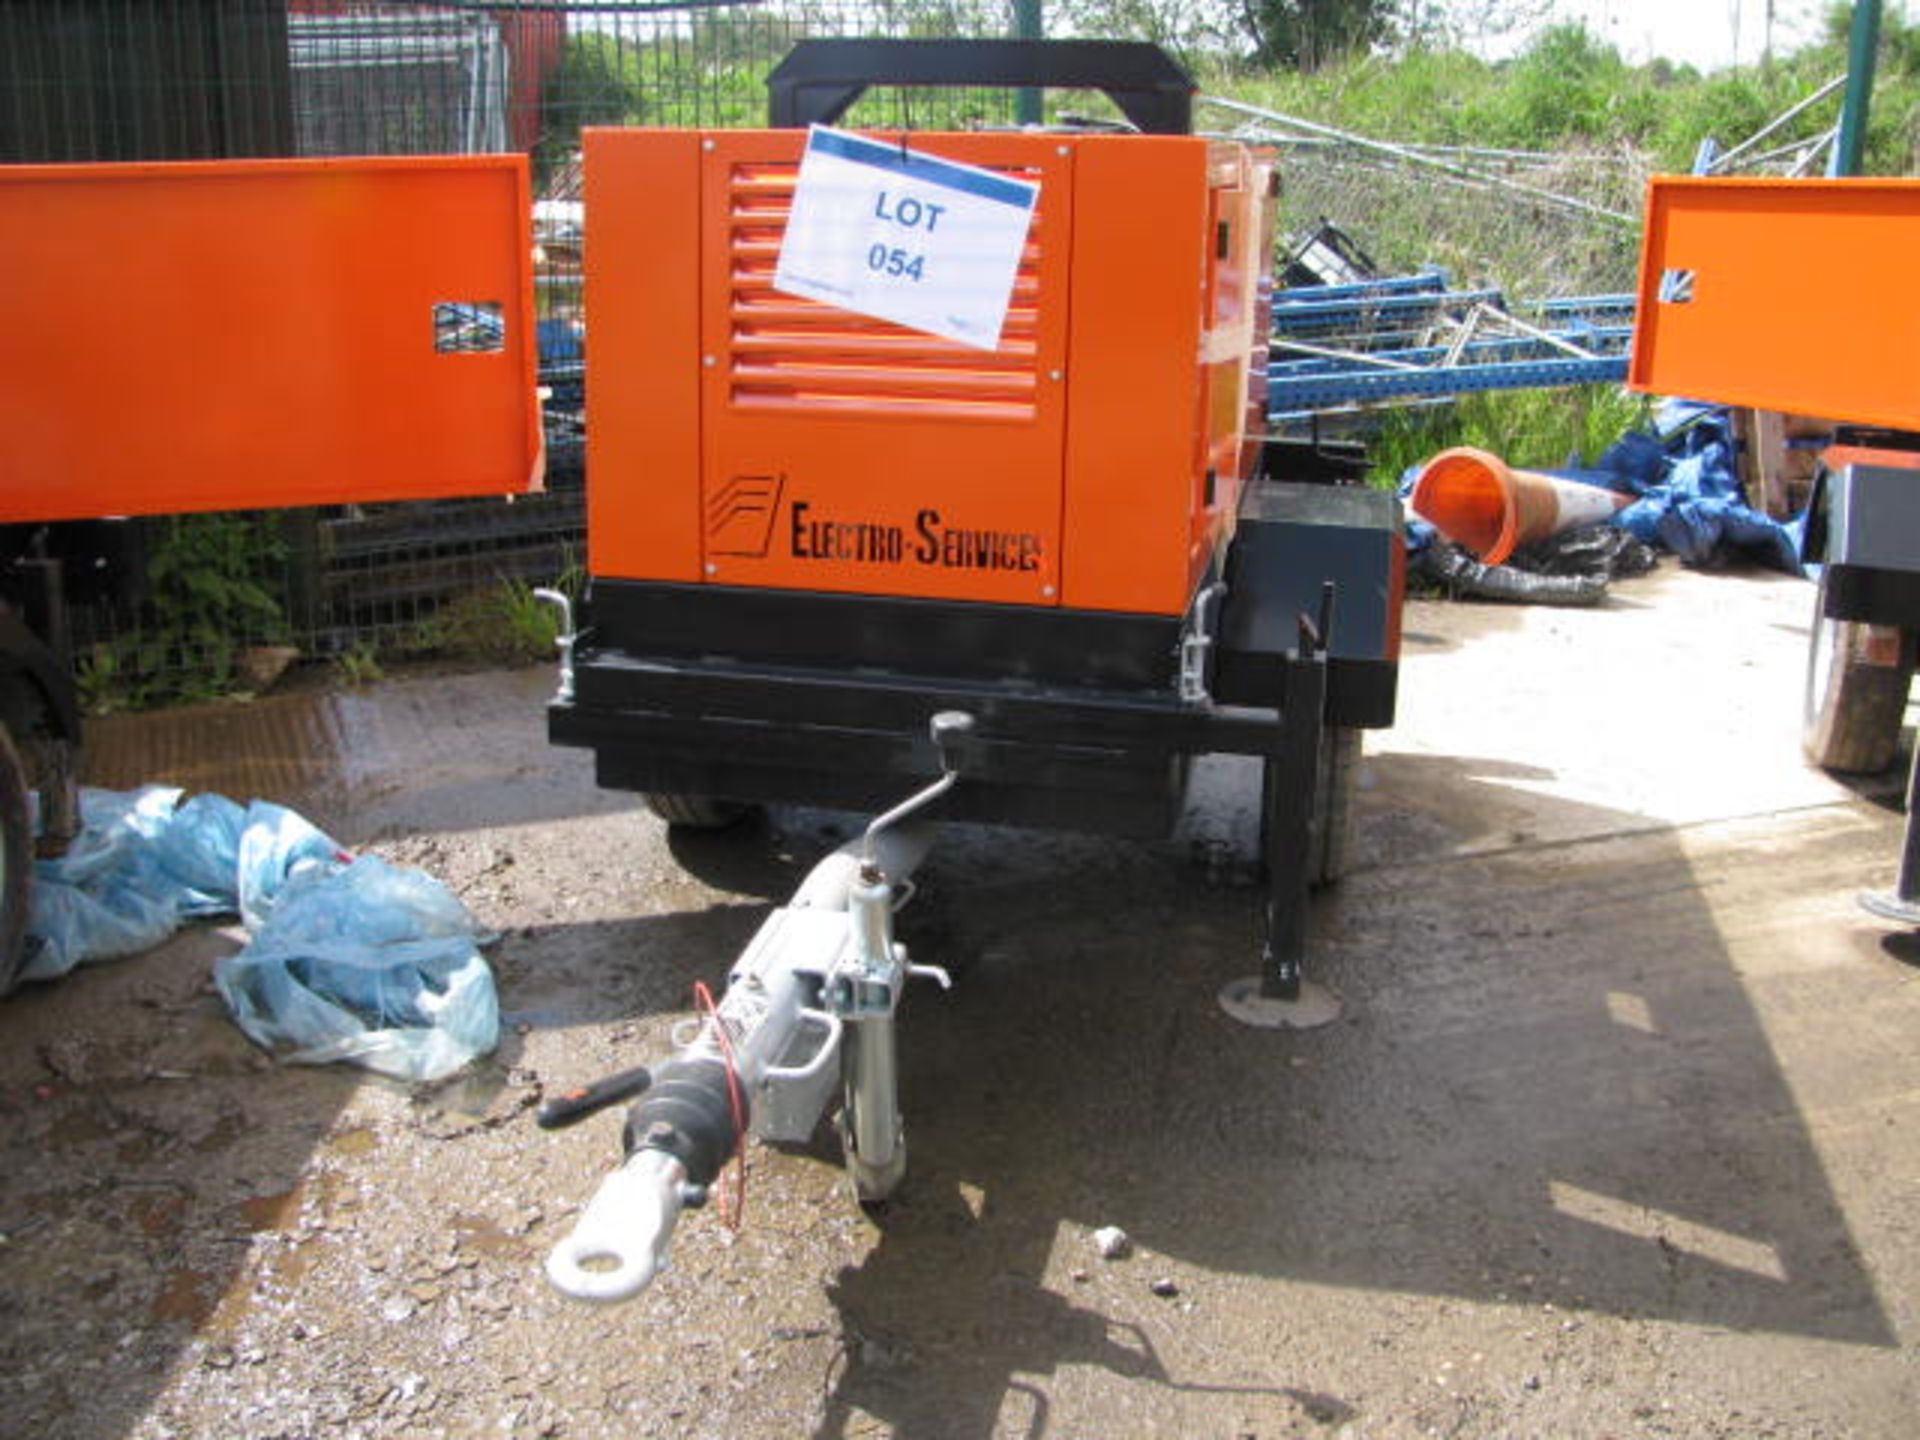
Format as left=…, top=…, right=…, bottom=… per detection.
left=1630, top=176, right=1920, bottom=431
left=0, top=155, right=541, bottom=524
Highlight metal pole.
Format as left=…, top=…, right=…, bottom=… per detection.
left=1859, top=735, right=1920, bottom=924
left=1832, top=0, right=1882, bottom=177
left=1705, top=74, right=1845, bottom=172
left=1014, top=0, right=1043, bottom=127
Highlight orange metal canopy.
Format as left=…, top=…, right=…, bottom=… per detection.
left=585, top=127, right=1260, bottom=616
left=1630, top=176, right=1920, bottom=432
left=0, top=155, right=541, bottom=524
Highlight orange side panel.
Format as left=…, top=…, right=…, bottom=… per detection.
left=1062, top=138, right=1210, bottom=615
left=583, top=129, right=704, bottom=582
left=695, top=131, right=1071, bottom=606
left=1630, top=176, right=1920, bottom=431
left=1196, top=144, right=1266, bottom=572
left=0, top=156, right=539, bottom=524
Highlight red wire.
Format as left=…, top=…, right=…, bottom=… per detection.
left=691, top=980, right=748, bottom=1231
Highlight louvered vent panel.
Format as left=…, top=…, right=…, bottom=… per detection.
left=726, top=162, right=1044, bottom=421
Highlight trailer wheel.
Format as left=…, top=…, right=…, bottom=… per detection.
left=1309, top=726, right=1360, bottom=888
left=1803, top=575, right=1917, bottom=774
left=0, top=722, right=32, bottom=996
left=643, top=793, right=752, bottom=830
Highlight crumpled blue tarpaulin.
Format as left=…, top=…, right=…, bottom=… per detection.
left=1582, top=401, right=1806, bottom=574
left=1404, top=400, right=1807, bottom=575
left=26, top=788, right=498, bottom=1081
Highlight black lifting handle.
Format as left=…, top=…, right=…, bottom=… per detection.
left=766, top=39, right=1195, bottom=136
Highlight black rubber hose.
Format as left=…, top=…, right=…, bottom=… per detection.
left=620, top=1056, right=739, bottom=1186
left=1416, top=541, right=1610, bottom=607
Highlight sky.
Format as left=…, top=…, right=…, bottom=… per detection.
left=1495, top=1, right=1914, bottom=71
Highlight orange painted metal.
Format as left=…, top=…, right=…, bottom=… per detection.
left=587, top=129, right=1270, bottom=617
left=1631, top=176, right=1920, bottom=431
left=698, top=130, right=1070, bottom=607
left=1823, top=445, right=1920, bottom=472
left=0, top=156, right=540, bottom=525
left=583, top=129, right=706, bottom=583
left=1065, top=139, right=1270, bottom=614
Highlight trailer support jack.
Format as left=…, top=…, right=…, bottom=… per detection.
left=1218, top=584, right=1345, bottom=1031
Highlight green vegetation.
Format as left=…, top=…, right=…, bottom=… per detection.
left=1364, top=384, right=1655, bottom=487
left=410, top=579, right=566, bottom=668
left=1186, top=7, right=1920, bottom=487
left=1208, top=10, right=1920, bottom=176
left=81, top=515, right=289, bottom=712
left=331, top=643, right=384, bottom=688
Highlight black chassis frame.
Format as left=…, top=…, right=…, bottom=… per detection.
left=554, top=44, right=1403, bottom=997
left=552, top=460, right=1402, bottom=999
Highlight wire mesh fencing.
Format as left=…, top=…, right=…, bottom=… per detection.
left=4, top=1, right=1037, bottom=701
left=5, top=2, right=1638, bottom=704
left=1264, top=143, right=1647, bottom=298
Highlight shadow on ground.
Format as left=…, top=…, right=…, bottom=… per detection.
left=3, top=660, right=1900, bottom=1438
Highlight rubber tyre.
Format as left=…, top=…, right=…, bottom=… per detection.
left=1803, top=575, right=1917, bottom=774
left=0, top=722, right=32, bottom=996
left=642, top=793, right=752, bottom=830
left=1309, top=726, right=1360, bottom=889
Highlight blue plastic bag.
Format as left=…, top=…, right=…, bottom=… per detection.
left=24, top=787, right=202, bottom=980
left=154, top=792, right=249, bottom=917
left=1403, top=406, right=1807, bottom=577
left=217, top=857, right=497, bottom=1082
left=235, top=800, right=349, bottom=930
left=24, top=789, right=500, bottom=1081
left=214, top=938, right=497, bottom=1082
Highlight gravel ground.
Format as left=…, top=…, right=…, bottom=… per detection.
left=2, top=566, right=1917, bottom=1439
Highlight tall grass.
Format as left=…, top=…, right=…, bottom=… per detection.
left=1213, top=14, right=1920, bottom=485
left=1363, top=385, right=1656, bottom=488
left=1204, top=13, right=1920, bottom=299
left=1206, top=14, right=1920, bottom=179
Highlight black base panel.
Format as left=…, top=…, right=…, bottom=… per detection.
left=566, top=648, right=1277, bottom=753
left=1826, top=564, right=1920, bottom=629
left=551, top=651, right=1226, bottom=836
left=565, top=485, right=1403, bottom=830
left=583, top=580, right=1182, bottom=693
left=1214, top=481, right=1403, bottom=726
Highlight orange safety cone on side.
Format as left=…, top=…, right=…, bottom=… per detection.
left=1409, top=446, right=1632, bottom=567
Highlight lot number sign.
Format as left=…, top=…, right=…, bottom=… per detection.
left=773, top=127, right=1039, bottom=352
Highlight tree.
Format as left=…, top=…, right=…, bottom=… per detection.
left=1394, top=0, right=1556, bottom=52
left=535, top=31, right=644, bottom=175
left=1235, top=0, right=1395, bottom=69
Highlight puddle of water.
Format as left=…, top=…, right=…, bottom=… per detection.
left=78, top=668, right=558, bottom=839
left=128, top=1191, right=188, bottom=1238
left=451, top=1212, right=527, bottom=1261
left=427, top=1065, right=510, bottom=1118
left=46, top=1107, right=113, bottom=1150
left=328, top=1125, right=379, bottom=1158
left=497, top=1006, right=584, bottom=1030
left=192, top=1112, right=248, bottom=1154
left=150, top=1267, right=222, bottom=1328
left=240, top=1187, right=302, bottom=1234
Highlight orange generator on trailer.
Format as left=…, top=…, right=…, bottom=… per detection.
left=553, top=40, right=1407, bottom=995
left=585, top=123, right=1269, bottom=617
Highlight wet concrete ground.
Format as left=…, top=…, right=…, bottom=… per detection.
left=3, top=564, right=1918, bottom=1438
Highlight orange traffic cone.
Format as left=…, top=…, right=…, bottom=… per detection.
left=1410, top=446, right=1632, bottom=567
